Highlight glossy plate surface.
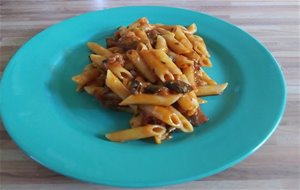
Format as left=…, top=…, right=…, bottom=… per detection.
left=0, top=6, right=286, bottom=187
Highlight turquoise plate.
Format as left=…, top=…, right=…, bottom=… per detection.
left=0, top=6, right=286, bottom=187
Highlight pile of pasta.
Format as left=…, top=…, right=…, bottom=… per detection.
left=72, top=17, right=228, bottom=144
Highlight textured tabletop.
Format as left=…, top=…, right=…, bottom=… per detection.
left=0, top=0, right=299, bottom=190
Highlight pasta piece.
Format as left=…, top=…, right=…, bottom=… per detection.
left=90, top=54, right=106, bottom=65
left=200, top=56, right=213, bottom=67
left=108, top=47, right=124, bottom=54
left=155, top=27, right=175, bottom=35
left=106, top=124, right=166, bottom=142
left=200, top=68, right=217, bottom=85
left=136, top=43, right=148, bottom=51
left=128, top=17, right=151, bottom=31
left=87, top=42, right=113, bottom=57
left=107, top=62, right=133, bottom=81
left=197, top=97, right=207, bottom=104
left=153, top=24, right=175, bottom=31
left=184, top=51, right=201, bottom=63
left=119, top=94, right=182, bottom=106
left=139, top=50, right=174, bottom=82
left=141, top=105, right=183, bottom=128
left=132, top=28, right=152, bottom=49
left=84, top=85, right=106, bottom=97
left=168, top=106, right=194, bottom=132
left=126, top=50, right=156, bottom=83
left=155, top=35, right=168, bottom=52
left=162, top=34, right=192, bottom=54
left=195, top=83, right=228, bottom=96
left=177, top=91, right=199, bottom=116
left=168, top=51, right=194, bottom=69
left=186, top=23, right=197, bottom=34
left=182, top=66, right=196, bottom=88
left=72, top=68, right=99, bottom=91
left=151, top=49, right=182, bottom=75
left=174, top=27, right=193, bottom=49
left=105, top=70, right=130, bottom=99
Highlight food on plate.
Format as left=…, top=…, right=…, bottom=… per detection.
left=72, top=17, right=228, bottom=144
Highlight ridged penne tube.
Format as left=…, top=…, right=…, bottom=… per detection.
left=140, top=50, right=174, bottom=82
left=119, top=94, right=182, bottom=106
left=87, top=42, right=113, bottom=57
left=182, top=66, right=196, bottom=88
left=132, top=28, right=152, bottom=49
left=105, top=124, right=166, bottom=142
left=168, top=106, right=194, bottom=132
left=194, top=35, right=210, bottom=57
left=83, top=64, right=94, bottom=71
left=126, top=50, right=156, bottom=83
left=136, top=43, right=148, bottom=51
left=72, top=68, right=99, bottom=90
left=168, top=52, right=194, bottom=69
left=107, top=62, right=133, bottom=81
left=108, top=47, right=124, bottom=54
left=155, top=35, right=168, bottom=52
left=195, top=83, right=228, bottom=96
left=184, top=51, right=201, bottom=63
left=177, top=91, right=199, bottom=115
left=84, top=85, right=106, bottom=97
left=186, top=23, right=197, bottom=34
left=186, top=34, right=210, bottom=58
left=155, top=27, right=175, bottom=35
left=200, top=68, right=217, bottom=85
left=105, top=70, right=130, bottom=99
left=153, top=24, right=175, bottom=31
left=186, top=92, right=200, bottom=116
left=200, top=56, right=213, bottom=67
left=174, top=27, right=193, bottom=49
left=197, top=97, right=207, bottom=104
left=141, top=105, right=183, bottom=128
left=162, top=34, right=192, bottom=54
left=90, top=54, right=107, bottom=65
left=151, top=50, right=182, bottom=75
left=128, top=17, right=150, bottom=30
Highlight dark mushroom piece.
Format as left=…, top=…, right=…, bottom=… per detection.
left=164, top=80, right=193, bottom=94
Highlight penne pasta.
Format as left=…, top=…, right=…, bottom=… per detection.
left=168, top=51, right=194, bottom=69
left=87, top=42, right=113, bottom=57
left=162, top=34, right=192, bottom=54
left=90, top=54, right=107, bottom=65
left=141, top=105, right=183, bottom=128
left=119, top=94, right=182, bottom=106
left=200, top=68, right=217, bottom=85
left=73, top=18, right=227, bottom=144
left=126, top=50, right=156, bottom=83
left=168, top=106, right=194, bottom=132
left=187, top=23, right=197, bottom=34
left=105, top=70, right=130, bottom=99
left=195, top=83, right=228, bottom=96
left=182, top=66, right=196, bottom=88
left=177, top=91, right=199, bottom=116
left=107, top=61, right=133, bottom=81
left=106, top=124, right=166, bottom=142
left=155, top=35, right=168, bottom=52
left=174, top=27, right=193, bottom=49
left=132, top=28, right=152, bottom=49
left=151, top=49, right=182, bottom=75
left=72, top=68, right=100, bottom=91
left=140, top=50, right=174, bottom=82
left=197, top=97, right=207, bottom=104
